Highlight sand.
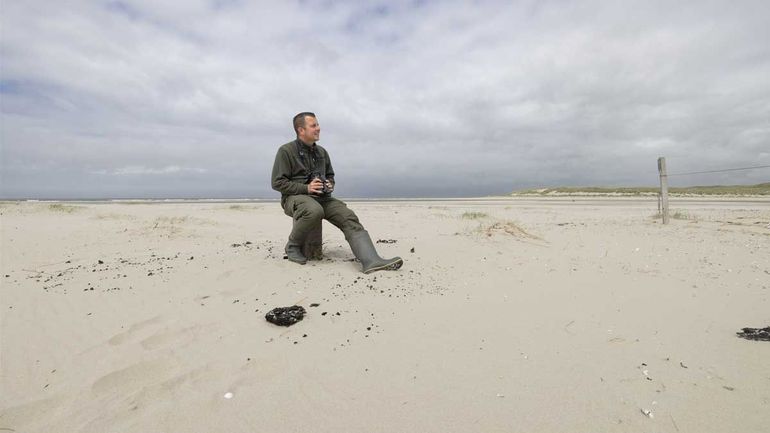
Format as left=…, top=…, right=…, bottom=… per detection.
left=1, top=197, right=768, bottom=433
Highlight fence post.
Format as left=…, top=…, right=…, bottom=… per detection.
left=657, top=157, right=669, bottom=224
left=657, top=193, right=661, bottom=214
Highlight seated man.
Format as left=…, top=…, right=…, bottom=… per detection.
left=271, top=112, right=403, bottom=274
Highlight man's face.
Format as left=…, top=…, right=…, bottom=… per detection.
left=298, top=116, right=320, bottom=143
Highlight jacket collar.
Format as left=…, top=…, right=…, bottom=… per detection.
left=296, top=138, right=316, bottom=149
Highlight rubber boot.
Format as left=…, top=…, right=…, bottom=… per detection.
left=285, top=238, right=307, bottom=265
left=346, top=230, right=403, bottom=274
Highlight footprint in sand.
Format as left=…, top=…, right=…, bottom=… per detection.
left=108, top=316, right=163, bottom=346
left=139, top=325, right=204, bottom=351
left=91, top=359, right=178, bottom=396
left=0, top=394, right=67, bottom=430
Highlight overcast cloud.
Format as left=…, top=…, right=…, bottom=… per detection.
left=1, top=0, right=769, bottom=199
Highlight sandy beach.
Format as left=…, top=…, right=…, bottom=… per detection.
left=1, top=197, right=768, bottom=433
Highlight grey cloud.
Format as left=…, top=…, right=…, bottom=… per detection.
left=1, top=0, right=769, bottom=199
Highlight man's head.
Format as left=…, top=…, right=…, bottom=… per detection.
left=293, top=112, right=320, bottom=144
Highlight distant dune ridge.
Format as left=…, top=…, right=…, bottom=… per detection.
left=512, top=182, right=770, bottom=197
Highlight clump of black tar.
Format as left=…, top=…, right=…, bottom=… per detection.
left=265, top=306, right=306, bottom=327
left=737, top=327, right=770, bottom=341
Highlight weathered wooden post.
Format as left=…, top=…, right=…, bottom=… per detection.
left=657, top=157, right=669, bottom=224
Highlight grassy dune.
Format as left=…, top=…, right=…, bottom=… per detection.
left=512, top=183, right=770, bottom=196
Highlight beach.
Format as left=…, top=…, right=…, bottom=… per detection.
left=1, top=197, right=768, bottom=433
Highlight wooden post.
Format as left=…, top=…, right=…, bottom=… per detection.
left=657, top=157, right=669, bottom=224
left=301, top=221, right=323, bottom=260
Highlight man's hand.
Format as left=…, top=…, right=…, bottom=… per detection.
left=324, top=179, right=334, bottom=194
left=308, top=178, right=324, bottom=195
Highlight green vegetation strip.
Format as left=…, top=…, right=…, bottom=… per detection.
left=514, top=183, right=770, bottom=196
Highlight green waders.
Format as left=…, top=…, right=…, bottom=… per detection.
left=283, top=195, right=363, bottom=264
left=282, top=195, right=402, bottom=273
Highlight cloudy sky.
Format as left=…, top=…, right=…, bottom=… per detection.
left=1, top=0, right=769, bottom=199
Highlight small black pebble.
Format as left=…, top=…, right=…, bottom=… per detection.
left=410, top=247, right=415, bottom=253
left=303, top=334, right=307, bottom=338
left=321, top=312, right=328, bottom=316
left=309, top=303, right=320, bottom=307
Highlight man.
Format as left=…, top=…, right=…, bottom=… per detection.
left=271, top=112, right=403, bottom=273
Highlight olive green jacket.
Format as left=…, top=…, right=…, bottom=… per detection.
left=271, top=139, right=335, bottom=205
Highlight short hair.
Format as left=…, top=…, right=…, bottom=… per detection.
left=293, top=112, right=316, bottom=134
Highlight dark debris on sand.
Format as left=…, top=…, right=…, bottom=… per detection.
left=736, top=327, right=770, bottom=341
left=265, top=305, right=306, bottom=327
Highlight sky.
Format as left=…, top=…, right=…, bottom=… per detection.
left=1, top=0, right=769, bottom=199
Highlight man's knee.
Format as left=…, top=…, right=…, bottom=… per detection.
left=290, top=197, right=324, bottom=222
left=299, top=204, right=324, bottom=222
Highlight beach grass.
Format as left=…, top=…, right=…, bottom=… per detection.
left=462, top=211, right=488, bottom=219
left=652, top=209, right=695, bottom=220
left=469, top=219, right=541, bottom=240
left=48, top=203, right=81, bottom=213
